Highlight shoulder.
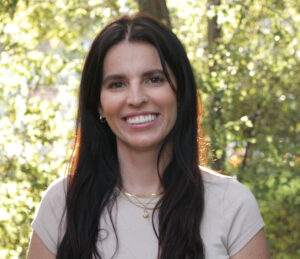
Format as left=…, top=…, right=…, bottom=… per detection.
left=200, top=166, right=262, bottom=220
left=42, top=176, right=68, bottom=200
left=200, top=166, right=264, bottom=257
left=37, top=176, right=68, bottom=211
left=200, top=166, right=254, bottom=202
left=31, top=176, right=68, bottom=255
left=36, top=176, right=68, bottom=223
left=200, top=166, right=233, bottom=185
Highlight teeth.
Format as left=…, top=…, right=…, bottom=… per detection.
left=126, top=114, right=157, bottom=124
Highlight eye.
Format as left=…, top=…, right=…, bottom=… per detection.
left=148, top=76, right=164, bottom=84
left=108, top=81, right=125, bottom=89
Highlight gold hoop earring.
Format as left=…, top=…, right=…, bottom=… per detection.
left=99, top=114, right=106, bottom=123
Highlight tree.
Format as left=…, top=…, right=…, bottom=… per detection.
left=0, top=0, right=299, bottom=258
left=206, top=0, right=225, bottom=171
left=137, top=0, right=171, bottom=28
left=0, top=1, right=138, bottom=257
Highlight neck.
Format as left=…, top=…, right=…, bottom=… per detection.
left=117, top=141, right=172, bottom=195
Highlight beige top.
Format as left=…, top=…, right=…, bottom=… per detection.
left=32, top=167, right=264, bottom=258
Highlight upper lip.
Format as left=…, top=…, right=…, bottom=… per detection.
left=122, top=111, right=159, bottom=119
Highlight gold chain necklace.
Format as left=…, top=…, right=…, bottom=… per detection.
left=120, top=188, right=162, bottom=218
left=122, top=190, right=163, bottom=198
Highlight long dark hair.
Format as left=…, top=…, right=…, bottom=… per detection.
left=57, top=13, right=205, bottom=259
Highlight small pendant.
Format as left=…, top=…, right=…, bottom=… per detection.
left=142, top=210, right=149, bottom=218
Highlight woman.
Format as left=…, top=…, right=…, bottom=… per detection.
left=27, top=13, right=270, bottom=259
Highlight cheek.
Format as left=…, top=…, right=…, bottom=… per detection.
left=170, top=97, right=178, bottom=125
left=166, top=94, right=177, bottom=112
left=160, top=94, right=178, bottom=125
left=100, top=94, right=112, bottom=116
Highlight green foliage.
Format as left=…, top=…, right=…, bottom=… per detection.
left=0, top=1, right=139, bottom=257
left=0, top=0, right=299, bottom=257
left=172, top=0, right=300, bottom=257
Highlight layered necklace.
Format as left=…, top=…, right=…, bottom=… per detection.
left=120, top=188, right=163, bottom=218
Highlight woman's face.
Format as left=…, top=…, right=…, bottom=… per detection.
left=100, top=41, right=177, bottom=153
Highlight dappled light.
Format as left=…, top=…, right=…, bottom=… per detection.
left=0, top=0, right=299, bottom=258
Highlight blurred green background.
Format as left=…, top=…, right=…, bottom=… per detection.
left=0, top=0, right=299, bottom=258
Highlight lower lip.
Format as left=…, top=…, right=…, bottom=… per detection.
left=123, top=115, right=159, bottom=129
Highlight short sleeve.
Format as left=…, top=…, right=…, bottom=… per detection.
left=31, top=177, right=67, bottom=255
left=223, top=178, right=264, bottom=257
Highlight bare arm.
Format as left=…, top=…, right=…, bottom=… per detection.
left=230, top=228, right=270, bottom=259
left=27, top=231, right=56, bottom=259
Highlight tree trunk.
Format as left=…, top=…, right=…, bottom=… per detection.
left=207, top=0, right=224, bottom=171
left=137, top=0, right=171, bottom=28
left=207, top=0, right=221, bottom=46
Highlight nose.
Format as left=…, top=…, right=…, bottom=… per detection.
left=126, top=83, right=148, bottom=106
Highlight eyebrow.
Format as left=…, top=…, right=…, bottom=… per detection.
left=102, top=69, right=165, bottom=85
left=102, top=75, right=125, bottom=85
left=142, top=69, right=165, bottom=77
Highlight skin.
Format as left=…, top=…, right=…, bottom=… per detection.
left=231, top=229, right=270, bottom=259
left=100, top=41, right=177, bottom=154
left=27, top=40, right=270, bottom=259
left=27, top=231, right=55, bottom=259
left=100, top=41, right=177, bottom=195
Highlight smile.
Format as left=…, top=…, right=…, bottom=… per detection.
left=125, top=114, right=158, bottom=124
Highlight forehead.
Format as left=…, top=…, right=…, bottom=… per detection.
left=102, top=41, right=162, bottom=76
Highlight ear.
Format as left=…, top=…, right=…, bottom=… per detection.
left=98, top=106, right=105, bottom=117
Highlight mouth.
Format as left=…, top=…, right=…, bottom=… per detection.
left=124, top=113, right=159, bottom=125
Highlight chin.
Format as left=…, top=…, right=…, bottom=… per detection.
left=127, top=140, right=162, bottom=151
